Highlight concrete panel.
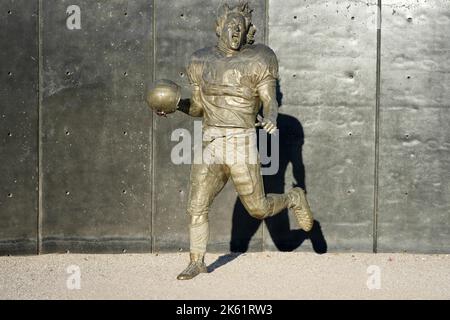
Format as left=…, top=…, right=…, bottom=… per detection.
left=378, top=0, right=450, bottom=253
left=0, top=0, right=38, bottom=255
left=267, top=0, right=378, bottom=251
left=40, top=0, right=153, bottom=253
left=153, top=0, right=267, bottom=252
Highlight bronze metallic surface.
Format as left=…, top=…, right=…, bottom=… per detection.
left=149, top=2, right=314, bottom=279
left=177, top=252, right=208, bottom=280
left=146, top=79, right=181, bottom=115
left=152, top=0, right=267, bottom=254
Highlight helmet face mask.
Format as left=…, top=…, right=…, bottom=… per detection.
left=146, top=79, right=181, bottom=115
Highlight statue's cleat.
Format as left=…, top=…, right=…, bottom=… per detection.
left=177, top=253, right=208, bottom=280
left=288, top=187, right=314, bottom=232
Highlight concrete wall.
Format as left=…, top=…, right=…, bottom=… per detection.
left=0, top=0, right=39, bottom=254
left=0, top=0, right=448, bottom=255
left=266, top=0, right=377, bottom=252
left=378, top=0, right=450, bottom=253
left=39, top=0, right=153, bottom=253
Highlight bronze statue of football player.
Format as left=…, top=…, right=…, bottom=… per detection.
left=147, top=2, right=314, bottom=280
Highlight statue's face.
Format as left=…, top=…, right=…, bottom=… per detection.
left=221, top=13, right=246, bottom=51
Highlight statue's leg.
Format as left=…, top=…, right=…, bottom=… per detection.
left=230, top=161, right=313, bottom=231
left=177, top=162, right=229, bottom=280
left=230, top=162, right=288, bottom=219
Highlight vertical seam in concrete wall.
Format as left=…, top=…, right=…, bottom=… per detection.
left=37, top=0, right=43, bottom=255
left=373, top=0, right=382, bottom=253
left=150, top=0, right=156, bottom=253
left=262, top=0, right=269, bottom=252
left=264, top=0, right=269, bottom=45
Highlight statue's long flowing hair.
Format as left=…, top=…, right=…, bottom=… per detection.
left=215, top=2, right=257, bottom=44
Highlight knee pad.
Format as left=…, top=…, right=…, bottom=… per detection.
left=187, top=199, right=209, bottom=217
left=246, top=205, right=269, bottom=220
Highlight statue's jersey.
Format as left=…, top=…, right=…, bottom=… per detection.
left=187, top=44, right=279, bottom=129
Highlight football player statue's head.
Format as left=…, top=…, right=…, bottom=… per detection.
left=215, top=2, right=256, bottom=52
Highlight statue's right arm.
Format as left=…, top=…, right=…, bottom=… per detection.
left=177, top=85, right=204, bottom=117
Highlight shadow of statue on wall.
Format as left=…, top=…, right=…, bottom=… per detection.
left=207, top=83, right=327, bottom=273
left=228, top=112, right=327, bottom=253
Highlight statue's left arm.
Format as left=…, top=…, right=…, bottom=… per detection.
left=257, top=83, right=278, bottom=134
left=256, top=46, right=280, bottom=135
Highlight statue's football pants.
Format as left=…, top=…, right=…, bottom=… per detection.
left=187, top=129, right=291, bottom=254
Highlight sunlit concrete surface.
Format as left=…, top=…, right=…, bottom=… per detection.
left=1, top=252, right=449, bottom=299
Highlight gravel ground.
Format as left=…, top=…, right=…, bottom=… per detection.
left=0, top=252, right=449, bottom=300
